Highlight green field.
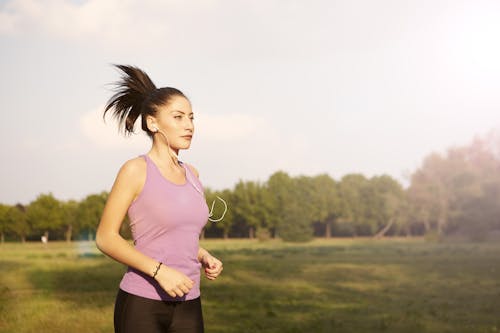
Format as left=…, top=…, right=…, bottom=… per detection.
left=0, top=238, right=499, bottom=333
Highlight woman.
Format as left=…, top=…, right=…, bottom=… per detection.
left=96, top=65, right=223, bottom=333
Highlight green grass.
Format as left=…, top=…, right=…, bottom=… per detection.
left=1, top=238, right=500, bottom=333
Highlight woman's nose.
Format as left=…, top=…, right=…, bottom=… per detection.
left=185, top=118, right=194, bottom=131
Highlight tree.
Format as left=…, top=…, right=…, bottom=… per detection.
left=8, top=204, right=30, bottom=242
left=61, top=200, right=79, bottom=242
left=407, top=152, right=457, bottom=237
left=445, top=136, right=500, bottom=239
left=277, top=175, right=315, bottom=242
left=0, top=204, right=9, bottom=243
left=337, top=174, right=369, bottom=236
left=26, top=193, right=63, bottom=240
left=309, top=174, right=339, bottom=238
left=266, top=171, right=294, bottom=239
left=370, top=175, right=406, bottom=238
left=407, top=130, right=500, bottom=240
left=76, top=192, right=108, bottom=241
left=231, top=180, right=271, bottom=238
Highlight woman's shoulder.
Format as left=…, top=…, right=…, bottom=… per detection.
left=117, top=156, right=147, bottom=179
left=108, top=156, right=147, bottom=197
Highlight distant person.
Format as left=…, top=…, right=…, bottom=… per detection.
left=96, top=65, right=223, bottom=333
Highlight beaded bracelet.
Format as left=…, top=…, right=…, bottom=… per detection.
left=152, top=262, right=163, bottom=279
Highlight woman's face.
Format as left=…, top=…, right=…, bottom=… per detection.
left=154, top=95, right=194, bottom=150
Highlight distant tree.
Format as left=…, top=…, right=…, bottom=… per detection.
left=231, top=180, right=269, bottom=239
left=61, top=200, right=79, bottom=242
left=26, top=193, right=63, bottom=240
left=309, top=174, right=339, bottom=238
left=337, top=174, right=370, bottom=236
left=0, top=204, right=9, bottom=243
left=266, top=171, right=294, bottom=239
left=8, top=204, right=29, bottom=242
left=407, top=152, right=456, bottom=237
left=407, top=168, right=436, bottom=235
left=407, top=130, right=500, bottom=240
left=256, top=184, right=276, bottom=238
left=278, top=175, right=315, bottom=242
left=76, top=192, right=108, bottom=241
left=370, top=175, right=406, bottom=238
left=453, top=178, right=500, bottom=240
left=446, top=137, right=500, bottom=239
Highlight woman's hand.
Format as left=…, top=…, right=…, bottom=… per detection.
left=200, top=253, right=223, bottom=280
left=154, top=265, right=194, bottom=298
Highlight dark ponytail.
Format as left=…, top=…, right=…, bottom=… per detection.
left=103, top=64, right=187, bottom=136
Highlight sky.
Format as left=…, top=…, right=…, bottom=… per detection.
left=1, top=0, right=499, bottom=205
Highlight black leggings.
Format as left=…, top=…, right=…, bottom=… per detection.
left=114, top=289, right=204, bottom=333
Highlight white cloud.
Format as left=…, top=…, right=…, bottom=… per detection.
left=195, top=112, right=268, bottom=141
left=80, top=105, right=150, bottom=149
left=0, top=0, right=200, bottom=46
left=0, top=0, right=330, bottom=59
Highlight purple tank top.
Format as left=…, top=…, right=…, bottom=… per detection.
left=119, top=154, right=209, bottom=301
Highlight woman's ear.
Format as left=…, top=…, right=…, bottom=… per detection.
left=146, top=115, right=158, bottom=132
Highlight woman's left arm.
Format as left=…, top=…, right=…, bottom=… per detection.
left=198, top=247, right=223, bottom=280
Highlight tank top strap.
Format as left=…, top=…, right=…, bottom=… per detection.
left=141, top=154, right=155, bottom=174
left=181, top=161, right=205, bottom=195
left=180, top=160, right=192, bottom=178
left=141, top=154, right=150, bottom=164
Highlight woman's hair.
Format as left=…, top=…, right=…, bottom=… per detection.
left=104, top=64, right=187, bottom=136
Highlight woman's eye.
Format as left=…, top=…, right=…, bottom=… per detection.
left=174, top=115, right=182, bottom=119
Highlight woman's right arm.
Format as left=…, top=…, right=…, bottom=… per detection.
left=95, top=159, right=193, bottom=297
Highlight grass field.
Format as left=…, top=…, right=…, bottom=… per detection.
left=0, top=238, right=499, bottom=333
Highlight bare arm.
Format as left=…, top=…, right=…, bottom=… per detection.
left=96, top=159, right=156, bottom=275
left=96, top=158, right=193, bottom=297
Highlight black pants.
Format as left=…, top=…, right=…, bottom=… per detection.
left=114, top=289, right=204, bottom=333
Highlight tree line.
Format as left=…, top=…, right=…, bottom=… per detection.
left=1, top=131, right=499, bottom=242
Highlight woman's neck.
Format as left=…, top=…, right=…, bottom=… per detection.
left=149, top=143, right=180, bottom=168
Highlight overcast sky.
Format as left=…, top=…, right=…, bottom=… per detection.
left=1, top=0, right=499, bottom=205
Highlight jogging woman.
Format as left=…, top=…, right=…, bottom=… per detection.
left=96, top=65, right=223, bottom=333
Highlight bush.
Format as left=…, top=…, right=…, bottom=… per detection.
left=279, top=219, right=313, bottom=243
left=256, top=227, right=271, bottom=242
